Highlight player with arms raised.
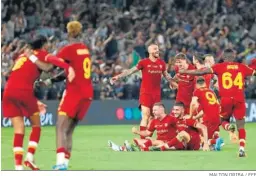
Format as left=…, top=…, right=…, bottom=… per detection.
left=191, top=77, right=223, bottom=151
left=2, top=36, right=74, bottom=170
left=180, top=49, right=256, bottom=157
left=111, top=44, right=173, bottom=139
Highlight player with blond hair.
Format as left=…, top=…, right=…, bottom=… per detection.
left=49, top=21, right=93, bottom=170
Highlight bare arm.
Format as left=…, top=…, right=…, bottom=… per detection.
left=162, top=70, right=173, bottom=82
left=132, top=127, right=152, bottom=137
left=192, top=110, right=203, bottom=120
left=34, top=60, right=54, bottom=72
left=114, top=66, right=139, bottom=80
left=179, top=68, right=213, bottom=76
left=190, top=96, right=199, bottom=116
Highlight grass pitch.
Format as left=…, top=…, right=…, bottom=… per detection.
left=1, top=124, right=256, bottom=170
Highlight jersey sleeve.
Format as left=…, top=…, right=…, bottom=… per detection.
left=185, top=119, right=197, bottom=128
left=35, top=50, right=49, bottom=62
left=193, top=89, right=200, bottom=97
left=56, top=46, right=70, bottom=61
left=211, top=63, right=222, bottom=75
left=147, top=120, right=156, bottom=132
left=241, top=64, right=255, bottom=77
left=136, top=60, right=144, bottom=70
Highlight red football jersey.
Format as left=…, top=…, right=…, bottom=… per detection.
left=195, top=68, right=213, bottom=89
left=211, top=62, right=255, bottom=100
left=5, top=49, right=48, bottom=90
left=176, top=118, right=199, bottom=136
left=147, top=115, right=177, bottom=141
left=57, top=43, right=93, bottom=98
left=175, top=64, right=195, bottom=106
left=136, top=58, right=166, bottom=95
left=193, top=87, right=220, bottom=123
left=249, top=59, right=256, bottom=70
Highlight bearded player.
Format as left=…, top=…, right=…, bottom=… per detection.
left=2, top=36, right=74, bottom=170
left=190, top=77, right=224, bottom=151
left=108, top=102, right=184, bottom=151
left=179, top=48, right=256, bottom=157
left=111, top=44, right=174, bottom=139
left=171, top=53, right=196, bottom=114
left=160, top=102, right=210, bottom=151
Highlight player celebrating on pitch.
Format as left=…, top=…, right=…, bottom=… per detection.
left=2, top=36, right=75, bottom=170
left=179, top=48, right=256, bottom=157
left=111, top=44, right=174, bottom=139
left=190, top=77, right=224, bottom=151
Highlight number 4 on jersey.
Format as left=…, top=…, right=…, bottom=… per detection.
left=222, top=72, right=243, bottom=89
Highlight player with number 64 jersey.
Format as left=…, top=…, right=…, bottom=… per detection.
left=179, top=49, right=256, bottom=157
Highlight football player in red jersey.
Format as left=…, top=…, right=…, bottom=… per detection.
left=25, top=21, right=92, bottom=170
left=249, top=58, right=256, bottom=69
left=171, top=53, right=196, bottom=114
left=111, top=44, right=174, bottom=139
left=131, top=102, right=184, bottom=151
left=179, top=49, right=256, bottom=157
left=108, top=102, right=184, bottom=151
left=2, top=36, right=74, bottom=170
left=160, top=102, right=210, bottom=151
left=52, top=21, right=93, bottom=170
left=190, top=77, right=224, bottom=151
left=192, top=54, right=214, bottom=88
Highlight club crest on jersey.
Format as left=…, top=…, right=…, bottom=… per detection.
left=165, top=123, right=168, bottom=127
left=160, top=65, right=162, bottom=69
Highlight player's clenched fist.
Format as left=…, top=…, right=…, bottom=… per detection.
left=203, top=143, right=210, bottom=151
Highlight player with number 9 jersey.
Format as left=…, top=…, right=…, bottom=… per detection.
left=56, top=43, right=93, bottom=120
left=210, top=62, right=255, bottom=120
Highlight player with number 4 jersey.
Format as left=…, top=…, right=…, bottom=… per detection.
left=179, top=49, right=256, bottom=157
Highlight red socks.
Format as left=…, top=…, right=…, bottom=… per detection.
left=140, top=126, right=146, bottom=139
left=221, top=121, right=230, bottom=131
left=27, top=127, right=41, bottom=155
left=13, top=133, right=24, bottom=167
left=238, top=128, right=246, bottom=149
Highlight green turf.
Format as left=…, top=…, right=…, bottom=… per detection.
left=1, top=124, right=256, bottom=170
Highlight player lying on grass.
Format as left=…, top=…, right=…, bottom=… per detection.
left=108, top=102, right=184, bottom=151
left=179, top=48, right=256, bottom=157
left=190, top=77, right=224, bottom=151
left=111, top=44, right=175, bottom=140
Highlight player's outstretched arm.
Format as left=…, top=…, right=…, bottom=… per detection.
left=194, top=123, right=210, bottom=151
left=132, top=127, right=152, bottom=137
left=111, top=66, right=139, bottom=84
left=179, top=68, right=213, bottom=76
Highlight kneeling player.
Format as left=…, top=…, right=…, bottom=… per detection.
left=160, top=102, right=210, bottom=151
left=190, top=77, right=224, bottom=151
left=108, top=102, right=184, bottom=151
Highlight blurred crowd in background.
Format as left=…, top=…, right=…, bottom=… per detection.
left=1, top=0, right=256, bottom=100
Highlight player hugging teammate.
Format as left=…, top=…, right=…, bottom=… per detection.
left=109, top=47, right=256, bottom=157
